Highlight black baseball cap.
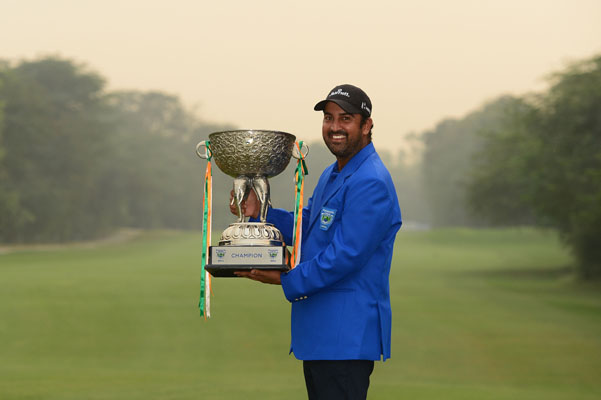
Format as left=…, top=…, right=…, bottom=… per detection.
left=314, top=84, right=372, bottom=117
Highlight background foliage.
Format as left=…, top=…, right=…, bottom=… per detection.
left=0, top=57, right=233, bottom=242
left=466, top=55, right=601, bottom=278
left=0, top=56, right=422, bottom=243
left=417, top=54, right=601, bottom=278
left=0, top=54, right=600, bottom=279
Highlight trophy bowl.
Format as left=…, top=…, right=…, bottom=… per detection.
left=208, top=130, right=297, bottom=178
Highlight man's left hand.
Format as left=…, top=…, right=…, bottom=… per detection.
left=235, top=269, right=282, bottom=285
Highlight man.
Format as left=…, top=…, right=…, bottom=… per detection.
left=234, top=84, right=402, bottom=399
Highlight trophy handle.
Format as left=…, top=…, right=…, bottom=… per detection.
left=196, top=141, right=210, bottom=159
left=292, top=142, right=309, bottom=159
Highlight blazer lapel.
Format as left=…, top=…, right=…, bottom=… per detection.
left=306, top=143, right=376, bottom=232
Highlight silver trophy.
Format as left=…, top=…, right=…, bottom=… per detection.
left=196, top=130, right=306, bottom=277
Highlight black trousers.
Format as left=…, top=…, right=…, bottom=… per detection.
left=303, top=360, right=375, bottom=400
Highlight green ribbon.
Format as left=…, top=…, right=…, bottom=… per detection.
left=199, top=141, right=212, bottom=318
left=292, top=141, right=308, bottom=264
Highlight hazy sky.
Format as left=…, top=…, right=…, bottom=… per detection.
left=2, top=0, right=600, bottom=153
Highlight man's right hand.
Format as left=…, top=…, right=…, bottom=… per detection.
left=229, top=189, right=260, bottom=219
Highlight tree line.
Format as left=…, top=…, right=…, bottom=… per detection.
left=1, top=54, right=599, bottom=279
left=0, top=56, right=423, bottom=245
left=0, top=57, right=388, bottom=244
left=420, top=54, right=601, bottom=279
left=0, top=57, right=233, bottom=242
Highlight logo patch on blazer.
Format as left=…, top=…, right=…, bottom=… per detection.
left=319, top=207, right=337, bottom=231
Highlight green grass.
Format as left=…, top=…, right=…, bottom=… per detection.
left=1, top=228, right=600, bottom=399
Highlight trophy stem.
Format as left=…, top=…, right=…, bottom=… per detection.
left=251, top=175, right=271, bottom=223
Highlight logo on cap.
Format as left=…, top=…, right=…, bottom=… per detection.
left=361, top=102, right=371, bottom=114
left=329, top=88, right=350, bottom=98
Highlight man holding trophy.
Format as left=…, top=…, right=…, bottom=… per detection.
left=233, top=84, right=402, bottom=399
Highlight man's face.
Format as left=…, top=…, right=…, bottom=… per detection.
left=322, top=102, right=372, bottom=167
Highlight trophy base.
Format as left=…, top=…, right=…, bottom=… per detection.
left=219, top=222, right=284, bottom=246
left=206, top=244, right=290, bottom=277
left=206, top=222, right=290, bottom=278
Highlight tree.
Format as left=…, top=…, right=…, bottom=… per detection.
left=468, top=54, right=601, bottom=278
left=104, top=90, right=235, bottom=230
left=530, top=55, right=601, bottom=278
left=0, top=68, right=35, bottom=240
left=467, top=97, right=539, bottom=226
left=0, top=57, right=114, bottom=242
left=421, top=96, right=520, bottom=227
left=0, top=56, right=239, bottom=243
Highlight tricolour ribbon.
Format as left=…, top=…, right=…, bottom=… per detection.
left=291, top=141, right=308, bottom=268
left=199, top=142, right=213, bottom=319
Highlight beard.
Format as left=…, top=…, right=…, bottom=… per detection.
left=324, top=129, right=364, bottom=160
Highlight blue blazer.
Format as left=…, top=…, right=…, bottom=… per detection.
left=267, top=143, right=402, bottom=361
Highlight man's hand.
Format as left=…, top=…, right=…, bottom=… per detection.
left=234, top=269, right=282, bottom=285
left=229, top=189, right=260, bottom=219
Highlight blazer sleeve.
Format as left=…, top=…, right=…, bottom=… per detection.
left=281, top=177, right=398, bottom=301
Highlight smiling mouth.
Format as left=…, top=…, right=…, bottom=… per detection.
left=329, top=132, right=347, bottom=141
